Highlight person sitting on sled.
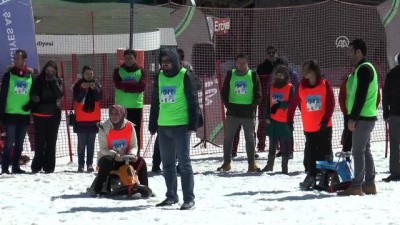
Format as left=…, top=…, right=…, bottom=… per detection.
left=91, top=105, right=149, bottom=195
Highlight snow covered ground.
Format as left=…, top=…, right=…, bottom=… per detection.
left=1, top=141, right=399, bottom=225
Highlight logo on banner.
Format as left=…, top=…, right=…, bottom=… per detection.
left=336, top=36, right=349, bottom=48
left=214, top=18, right=230, bottom=35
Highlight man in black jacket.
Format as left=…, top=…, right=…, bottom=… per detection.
left=149, top=48, right=200, bottom=210
left=0, top=50, right=34, bottom=174
left=338, top=39, right=378, bottom=196
left=382, top=53, right=400, bottom=182
left=217, top=53, right=262, bottom=172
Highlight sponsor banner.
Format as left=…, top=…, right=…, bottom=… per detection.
left=213, top=18, right=230, bottom=35
left=35, top=31, right=161, bottom=55
left=0, top=0, right=38, bottom=75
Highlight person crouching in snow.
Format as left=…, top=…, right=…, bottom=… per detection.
left=287, top=60, right=335, bottom=190
left=90, top=105, right=148, bottom=195
left=262, top=66, right=295, bottom=174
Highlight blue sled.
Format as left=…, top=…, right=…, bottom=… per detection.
left=316, top=160, right=353, bottom=183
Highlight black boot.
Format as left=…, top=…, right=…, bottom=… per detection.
left=281, top=157, right=288, bottom=174
left=262, top=156, right=275, bottom=172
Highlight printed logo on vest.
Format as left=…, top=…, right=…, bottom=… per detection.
left=161, top=86, right=176, bottom=103
left=123, top=76, right=136, bottom=82
left=14, top=80, right=28, bottom=94
left=234, top=81, right=247, bottom=94
left=306, top=95, right=322, bottom=111
left=112, top=139, right=127, bottom=154
left=272, top=92, right=284, bottom=103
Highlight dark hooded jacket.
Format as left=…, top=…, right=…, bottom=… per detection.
left=149, top=48, right=202, bottom=133
left=383, top=65, right=400, bottom=119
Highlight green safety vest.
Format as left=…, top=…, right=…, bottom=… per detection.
left=229, top=69, right=254, bottom=104
left=5, top=72, right=32, bottom=115
left=158, top=68, right=189, bottom=126
left=346, top=62, right=378, bottom=117
left=115, top=67, right=143, bottom=108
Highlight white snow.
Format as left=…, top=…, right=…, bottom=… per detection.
left=1, top=141, right=399, bottom=225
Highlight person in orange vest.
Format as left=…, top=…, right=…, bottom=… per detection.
left=262, top=66, right=295, bottom=174
left=287, top=60, right=335, bottom=190
left=91, top=105, right=148, bottom=195
left=73, top=65, right=102, bottom=173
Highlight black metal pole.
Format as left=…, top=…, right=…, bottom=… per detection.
left=129, top=0, right=134, bottom=49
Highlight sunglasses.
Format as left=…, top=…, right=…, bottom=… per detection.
left=268, top=51, right=276, bottom=55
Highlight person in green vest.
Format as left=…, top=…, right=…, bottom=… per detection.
left=217, top=53, right=262, bottom=172
left=113, top=49, right=147, bottom=156
left=338, top=39, right=379, bottom=196
left=149, top=47, right=200, bottom=210
left=0, top=50, right=35, bottom=174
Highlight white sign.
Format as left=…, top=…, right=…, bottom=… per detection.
left=35, top=31, right=162, bottom=54
left=214, top=18, right=230, bottom=35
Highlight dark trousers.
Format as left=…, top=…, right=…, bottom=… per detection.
left=232, top=126, right=241, bottom=155
left=126, top=108, right=142, bottom=155
left=152, top=136, right=161, bottom=168
left=77, top=132, right=97, bottom=167
left=341, top=116, right=352, bottom=152
left=31, top=113, right=61, bottom=173
left=257, top=75, right=269, bottom=151
left=304, top=127, right=333, bottom=176
left=1, top=123, right=28, bottom=172
left=268, top=137, right=290, bottom=158
left=94, top=155, right=148, bottom=192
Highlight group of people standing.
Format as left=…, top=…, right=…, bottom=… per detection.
left=1, top=37, right=400, bottom=207
left=215, top=38, right=397, bottom=197
left=0, top=51, right=63, bottom=174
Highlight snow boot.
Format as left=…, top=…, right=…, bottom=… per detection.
left=248, top=161, right=261, bottom=172
left=217, top=160, right=231, bottom=171
left=262, top=156, right=275, bottom=172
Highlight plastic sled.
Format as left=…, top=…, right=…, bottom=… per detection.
left=88, top=155, right=152, bottom=198
left=315, top=152, right=354, bottom=192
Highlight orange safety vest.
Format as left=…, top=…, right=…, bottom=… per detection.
left=299, top=80, right=332, bottom=132
left=106, top=123, right=133, bottom=155
left=75, top=101, right=101, bottom=122
left=270, top=83, right=292, bottom=123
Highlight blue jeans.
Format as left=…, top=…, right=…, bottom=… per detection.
left=1, top=124, right=28, bottom=172
left=158, top=125, right=194, bottom=203
left=77, top=132, right=97, bottom=167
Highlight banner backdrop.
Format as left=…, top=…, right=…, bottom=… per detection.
left=0, top=0, right=38, bottom=75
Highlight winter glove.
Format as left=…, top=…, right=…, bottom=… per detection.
left=270, top=101, right=281, bottom=114
left=319, top=122, right=328, bottom=131
left=45, top=74, right=56, bottom=81
left=287, top=122, right=294, bottom=131
left=31, top=94, right=40, bottom=103
left=22, top=103, right=30, bottom=112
